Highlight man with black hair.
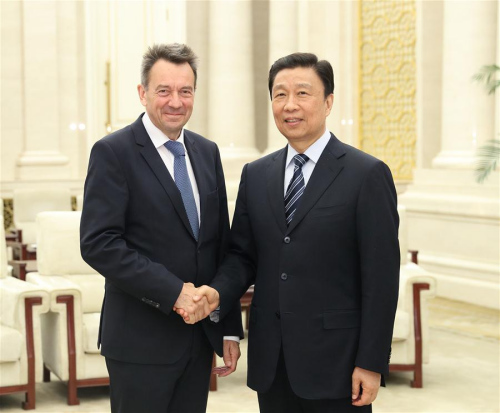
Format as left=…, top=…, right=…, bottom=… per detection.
left=182, top=52, right=399, bottom=412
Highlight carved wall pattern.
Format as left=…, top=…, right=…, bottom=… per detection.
left=3, top=199, right=13, bottom=230
left=359, top=1, right=417, bottom=181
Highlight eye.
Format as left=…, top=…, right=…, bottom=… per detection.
left=298, top=91, right=308, bottom=96
left=157, top=89, right=168, bottom=97
left=181, top=89, right=193, bottom=97
left=274, top=92, right=285, bottom=99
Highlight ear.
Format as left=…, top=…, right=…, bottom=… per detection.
left=137, top=84, right=147, bottom=107
left=325, top=93, right=334, bottom=117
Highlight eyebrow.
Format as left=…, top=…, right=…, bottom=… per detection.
left=155, top=85, right=194, bottom=91
left=273, top=82, right=313, bottom=91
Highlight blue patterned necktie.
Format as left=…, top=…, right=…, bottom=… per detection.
left=284, top=154, right=309, bottom=225
left=164, top=140, right=199, bottom=240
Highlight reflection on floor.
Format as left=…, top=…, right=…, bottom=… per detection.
left=0, top=298, right=498, bottom=413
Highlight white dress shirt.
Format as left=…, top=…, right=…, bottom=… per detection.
left=284, top=129, right=331, bottom=195
left=142, top=113, right=239, bottom=343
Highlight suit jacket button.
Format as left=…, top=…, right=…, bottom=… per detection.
left=280, top=273, right=288, bottom=281
left=275, top=311, right=281, bottom=319
left=283, top=236, right=291, bottom=244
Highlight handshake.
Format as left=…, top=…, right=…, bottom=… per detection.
left=173, top=283, right=220, bottom=324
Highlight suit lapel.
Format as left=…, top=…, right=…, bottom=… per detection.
left=266, top=148, right=288, bottom=234
left=132, top=117, right=195, bottom=240
left=286, top=134, right=346, bottom=235
left=184, top=131, right=207, bottom=243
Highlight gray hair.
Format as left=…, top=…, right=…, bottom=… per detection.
left=141, top=43, right=198, bottom=89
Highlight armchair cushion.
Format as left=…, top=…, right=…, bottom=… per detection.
left=398, top=205, right=408, bottom=265
left=0, top=325, right=23, bottom=362
left=14, top=188, right=72, bottom=245
left=392, top=310, right=410, bottom=342
left=0, top=276, right=50, bottom=385
left=36, top=211, right=96, bottom=276
left=17, top=223, right=36, bottom=251
left=76, top=194, right=84, bottom=211
left=392, top=262, right=436, bottom=365
left=82, top=313, right=101, bottom=354
left=66, top=274, right=104, bottom=313
left=0, top=216, right=9, bottom=278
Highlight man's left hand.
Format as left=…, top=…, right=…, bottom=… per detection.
left=351, top=366, right=381, bottom=406
left=213, top=340, right=240, bottom=377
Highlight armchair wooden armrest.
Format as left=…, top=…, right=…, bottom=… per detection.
left=8, top=241, right=36, bottom=261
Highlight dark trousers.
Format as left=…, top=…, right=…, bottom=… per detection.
left=105, top=325, right=213, bottom=413
left=258, top=348, right=372, bottom=413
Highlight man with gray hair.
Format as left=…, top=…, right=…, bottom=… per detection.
left=80, top=43, right=243, bottom=413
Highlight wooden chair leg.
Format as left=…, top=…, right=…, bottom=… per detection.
left=209, top=353, right=217, bottom=391
left=411, top=282, right=429, bottom=388
left=245, top=307, right=250, bottom=330
left=411, top=360, right=423, bottom=388
left=67, top=379, right=79, bottom=406
left=21, top=297, right=42, bottom=410
left=43, top=364, right=51, bottom=382
left=22, top=387, right=35, bottom=410
left=56, top=295, right=80, bottom=405
left=409, top=250, right=419, bottom=264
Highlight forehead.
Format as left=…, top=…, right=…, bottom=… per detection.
left=148, top=59, right=195, bottom=87
left=273, top=66, right=322, bottom=89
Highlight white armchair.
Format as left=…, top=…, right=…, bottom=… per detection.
left=0, top=216, right=50, bottom=410
left=11, top=188, right=72, bottom=259
left=26, top=211, right=108, bottom=405
left=390, top=205, right=436, bottom=388
left=75, top=194, right=84, bottom=211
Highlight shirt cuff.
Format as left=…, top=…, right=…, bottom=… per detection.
left=209, top=306, right=220, bottom=323
left=223, top=336, right=240, bottom=343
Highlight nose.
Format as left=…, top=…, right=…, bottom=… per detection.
left=168, top=92, right=182, bottom=109
left=283, top=95, right=298, bottom=111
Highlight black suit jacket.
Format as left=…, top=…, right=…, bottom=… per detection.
left=80, top=114, right=243, bottom=364
left=211, top=133, right=399, bottom=399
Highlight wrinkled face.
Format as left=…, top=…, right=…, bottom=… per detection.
left=271, top=67, right=333, bottom=148
left=138, top=59, right=195, bottom=140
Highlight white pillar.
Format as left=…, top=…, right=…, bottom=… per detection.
left=17, top=0, right=69, bottom=180
left=496, top=0, right=500, bottom=142
left=207, top=0, right=258, bottom=161
left=400, top=0, right=499, bottom=310
left=266, top=0, right=298, bottom=153
left=207, top=0, right=259, bottom=214
left=432, top=0, right=497, bottom=169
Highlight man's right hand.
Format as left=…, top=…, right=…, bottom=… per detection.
left=174, top=285, right=220, bottom=324
left=173, top=283, right=210, bottom=323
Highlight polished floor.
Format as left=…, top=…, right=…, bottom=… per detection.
left=0, top=298, right=498, bottom=413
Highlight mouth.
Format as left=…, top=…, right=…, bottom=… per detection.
left=284, top=118, right=301, bottom=125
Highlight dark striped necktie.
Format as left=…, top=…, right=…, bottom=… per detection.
left=284, top=154, right=309, bottom=225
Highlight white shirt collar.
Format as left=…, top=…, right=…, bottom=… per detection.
left=142, top=111, right=186, bottom=148
left=285, top=129, right=331, bottom=167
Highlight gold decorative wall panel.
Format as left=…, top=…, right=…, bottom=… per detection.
left=3, top=199, right=13, bottom=230
left=359, top=0, right=417, bottom=181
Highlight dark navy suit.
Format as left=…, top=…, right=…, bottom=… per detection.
left=212, top=134, right=399, bottom=407
left=80, top=114, right=242, bottom=412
